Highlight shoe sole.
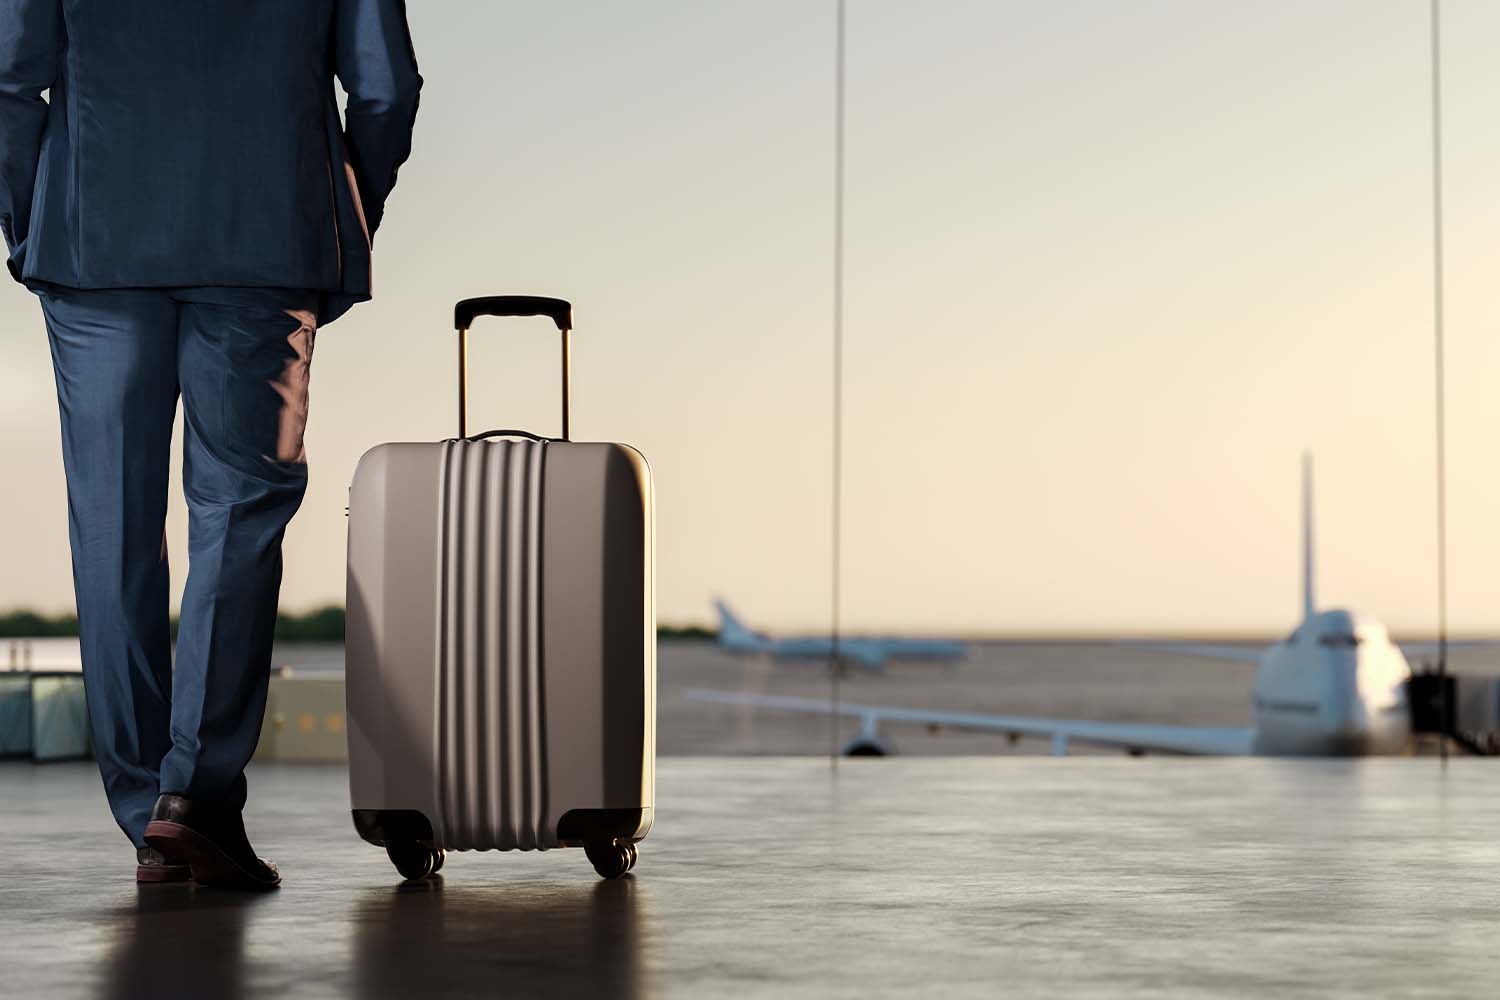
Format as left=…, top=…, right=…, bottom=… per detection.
left=143, top=820, right=281, bottom=890
left=135, top=863, right=192, bottom=883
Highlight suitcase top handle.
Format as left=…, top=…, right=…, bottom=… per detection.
left=455, top=296, right=572, bottom=332
left=454, top=296, right=575, bottom=441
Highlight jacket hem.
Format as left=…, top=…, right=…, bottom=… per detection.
left=16, top=268, right=371, bottom=327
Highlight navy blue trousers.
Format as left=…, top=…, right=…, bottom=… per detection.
left=40, top=286, right=318, bottom=847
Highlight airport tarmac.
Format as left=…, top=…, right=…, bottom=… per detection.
left=3, top=757, right=1499, bottom=997
left=276, top=637, right=1500, bottom=756
left=656, top=638, right=1253, bottom=755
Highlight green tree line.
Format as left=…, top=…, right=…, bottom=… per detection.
left=0, top=607, right=714, bottom=642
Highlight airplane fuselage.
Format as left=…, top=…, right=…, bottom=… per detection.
left=713, top=601, right=967, bottom=670
left=1250, top=609, right=1411, bottom=756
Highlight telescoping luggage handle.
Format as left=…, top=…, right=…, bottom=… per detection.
left=454, top=296, right=574, bottom=442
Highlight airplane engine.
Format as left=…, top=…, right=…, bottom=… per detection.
left=841, top=736, right=892, bottom=757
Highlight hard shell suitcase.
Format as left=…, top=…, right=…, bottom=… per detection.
left=345, top=296, right=655, bottom=880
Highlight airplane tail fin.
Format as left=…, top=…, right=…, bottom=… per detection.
left=714, top=599, right=768, bottom=652
left=1302, top=452, right=1316, bottom=620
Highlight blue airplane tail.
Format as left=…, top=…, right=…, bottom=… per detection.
left=714, top=599, right=769, bottom=653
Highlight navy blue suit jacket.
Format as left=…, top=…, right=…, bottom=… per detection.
left=0, top=1, right=420, bottom=325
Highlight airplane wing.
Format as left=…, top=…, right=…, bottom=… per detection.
left=684, top=689, right=1255, bottom=756
left=1117, top=641, right=1263, bottom=665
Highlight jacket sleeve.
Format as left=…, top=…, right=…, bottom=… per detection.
left=334, top=0, right=422, bottom=240
left=0, top=0, right=61, bottom=282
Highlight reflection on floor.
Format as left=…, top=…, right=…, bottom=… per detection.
left=3, top=759, right=1499, bottom=997
left=98, top=877, right=645, bottom=1000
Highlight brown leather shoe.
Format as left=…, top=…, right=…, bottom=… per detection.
left=135, top=846, right=192, bottom=883
left=143, top=794, right=281, bottom=890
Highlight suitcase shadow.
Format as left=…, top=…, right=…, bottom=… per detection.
left=350, top=877, right=650, bottom=999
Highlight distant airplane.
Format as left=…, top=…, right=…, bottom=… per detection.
left=714, top=600, right=968, bottom=671
left=692, top=456, right=1468, bottom=757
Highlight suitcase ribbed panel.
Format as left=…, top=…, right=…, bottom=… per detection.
left=435, top=440, right=550, bottom=851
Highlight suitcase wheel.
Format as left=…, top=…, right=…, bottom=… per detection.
left=585, top=839, right=636, bottom=880
left=387, top=841, right=444, bottom=881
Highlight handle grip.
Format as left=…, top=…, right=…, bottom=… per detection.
left=454, top=295, right=573, bottom=441
left=455, top=296, right=572, bottom=332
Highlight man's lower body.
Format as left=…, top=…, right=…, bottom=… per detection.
left=40, top=285, right=318, bottom=886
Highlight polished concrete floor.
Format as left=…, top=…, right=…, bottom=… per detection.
left=2, top=758, right=1499, bottom=997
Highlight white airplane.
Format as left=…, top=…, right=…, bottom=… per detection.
left=714, top=599, right=968, bottom=671
left=691, top=457, right=1450, bottom=757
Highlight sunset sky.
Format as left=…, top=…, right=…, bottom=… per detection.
left=2, top=1, right=1499, bottom=634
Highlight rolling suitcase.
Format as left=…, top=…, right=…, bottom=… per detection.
left=345, top=296, right=655, bottom=881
